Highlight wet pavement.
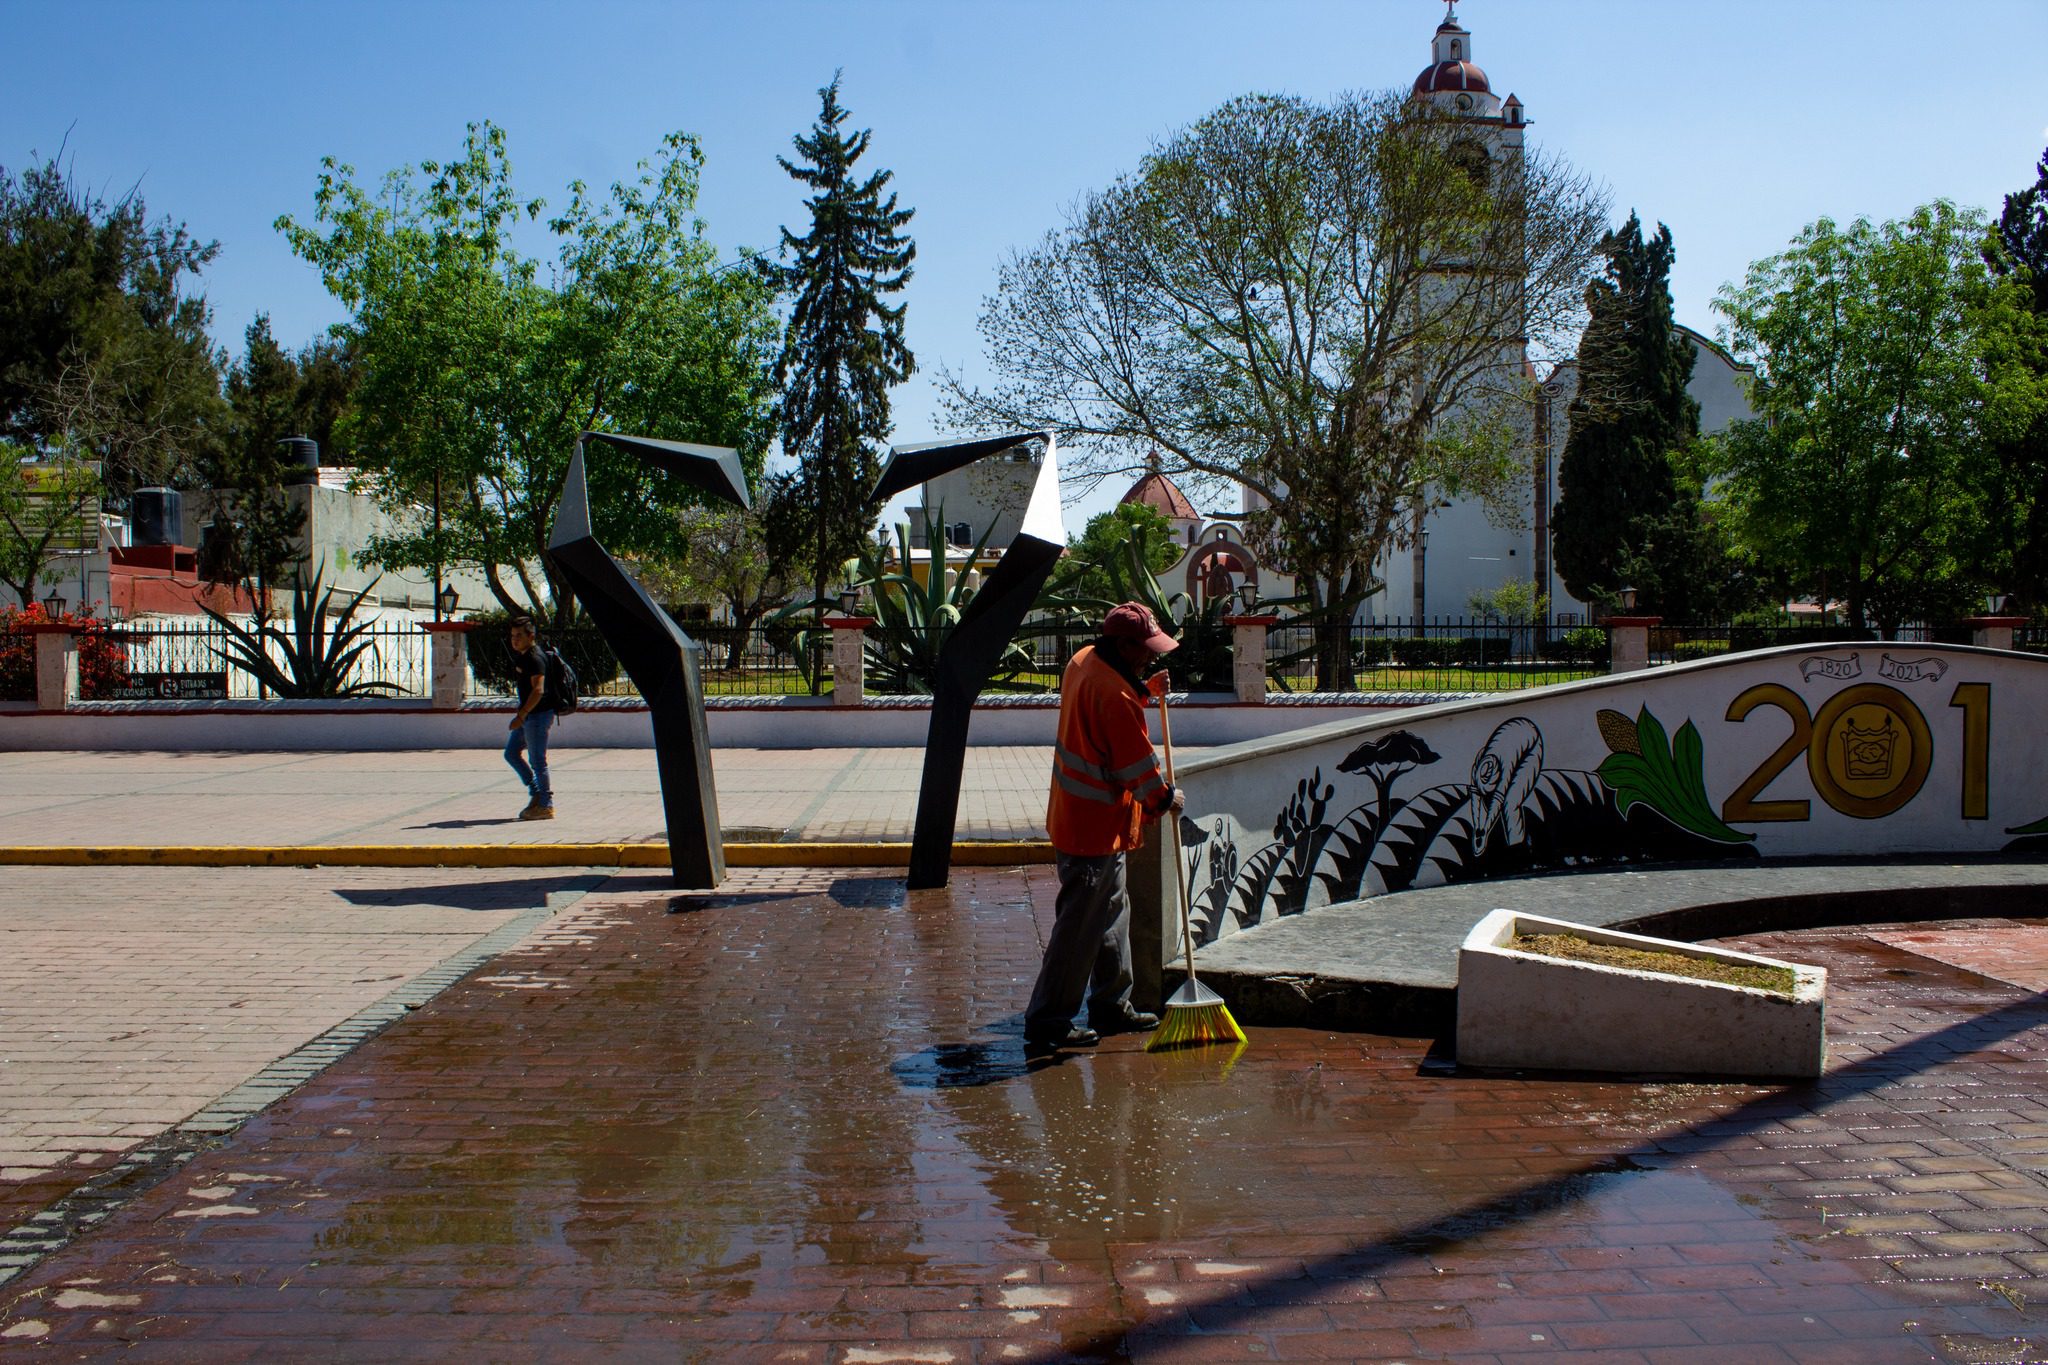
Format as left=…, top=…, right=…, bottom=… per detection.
left=2, top=865, right=2047, bottom=1361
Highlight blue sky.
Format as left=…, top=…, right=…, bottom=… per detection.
left=6, top=0, right=2045, bottom=531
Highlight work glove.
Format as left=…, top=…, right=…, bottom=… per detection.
left=1146, top=670, right=1170, bottom=700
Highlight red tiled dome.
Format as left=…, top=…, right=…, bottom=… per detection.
left=1413, top=60, right=1491, bottom=96
left=1121, top=470, right=1198, bottom=521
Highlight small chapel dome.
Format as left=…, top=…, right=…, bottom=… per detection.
left=1121, top=464, right=1199, bottom=523
left=1413, top=59, right=1491, bottom=97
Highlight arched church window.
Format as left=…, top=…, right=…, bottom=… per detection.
left=1450, top=39, right=1461, bottom=57
left=1450, top=139, right=1489, bottom=187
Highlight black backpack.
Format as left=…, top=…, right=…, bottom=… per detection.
left=542, top=646, right=580, bottom=714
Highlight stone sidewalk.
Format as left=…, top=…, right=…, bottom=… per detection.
left=0, top=747, right=1073, bottom=848
left=2, top=860, right=2046, bottom=1359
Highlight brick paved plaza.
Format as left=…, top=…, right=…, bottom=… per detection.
left=2, top=850, right=2047, bottom=1360
left=0, top=748, right=1067, bottom=847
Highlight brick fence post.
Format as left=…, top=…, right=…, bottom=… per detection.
left=421, top=620, right=479, bottom=710
left=1965, top=615, right=2026, bottom=651
left=1223, top=615, right=1276, bottom=703
left=23, top=623, right=78, bottom=710
left=1607, top=615, right=1662, bottom=674
left=825, top=616, right=872, bottom=706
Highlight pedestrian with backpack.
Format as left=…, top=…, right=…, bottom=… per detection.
left=504, top=615, right=566, bottom=821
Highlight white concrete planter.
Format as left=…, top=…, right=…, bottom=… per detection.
left=1456, top=910, right=1826, bottom=1078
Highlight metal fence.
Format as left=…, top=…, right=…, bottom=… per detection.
left=1643, top=621, right=1947, bottom=668
left=1266, top=618, right=1608, bottom=694
left=19, top=613, right=2042, bottom=705
left=464, top=624, right=825, bottom=700
left=107, top=619, right=431, bottom=698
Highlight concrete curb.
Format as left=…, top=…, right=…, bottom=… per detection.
left=0, top=842, right=1054, bottom=869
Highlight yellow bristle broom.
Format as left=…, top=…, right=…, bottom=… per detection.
left=1147, top=684, right=1246, bottom=1052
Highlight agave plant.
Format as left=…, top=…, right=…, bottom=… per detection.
left=1033, top=534, right=1241, bottom=693
left=766, top=508, right=1037, bottom=696
left=201, top=565, right=402, bottom=699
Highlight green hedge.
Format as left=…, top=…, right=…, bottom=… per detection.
left=464, top=609, right=623, bottom=696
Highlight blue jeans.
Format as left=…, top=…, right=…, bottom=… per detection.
left=504, top=710, right=555, bottom=806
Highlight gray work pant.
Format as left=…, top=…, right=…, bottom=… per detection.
left=1024, top=851, right=1135, bottom=1035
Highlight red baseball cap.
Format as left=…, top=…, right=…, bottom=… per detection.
left=1102, top=602, right=1179, bottom=655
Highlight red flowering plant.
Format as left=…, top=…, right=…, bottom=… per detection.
left=0, top=603, right=129, bottom=701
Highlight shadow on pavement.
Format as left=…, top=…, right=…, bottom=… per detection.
left=402, top=817, right=525, bottom=830
left=1023, top=989, right=2048, bottom=1363
left=332, top=872, right=609, bottom=911
left=827, top=875, right=908, bottom=909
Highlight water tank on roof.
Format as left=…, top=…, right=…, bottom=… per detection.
left=279, top=435, right=320, bottom=484
left=131, top=488, right=183, bottom=547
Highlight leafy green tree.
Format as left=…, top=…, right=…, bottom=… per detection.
left=0, top=152, right=223, bottom=496
left=1713, top=202, right=2048, bottom=633
left=1065, top=502, right=1180, bottom=604
left=0, top=441, right=99, bottom=608
left=198, top=316, right=367, bottom=618
left=1986, top=147, right=2048, bottom=615
left=629, top=505, right=794, bottom=668
left=279, top=122, right=778, bottom=623
left=1550, top=213, right=1712, bottom=615
left=1467, top=576, right=1547, bottom=626
left=941, top=91, right=1606, bottom=687
left=762, top=74, right=915, bottom=673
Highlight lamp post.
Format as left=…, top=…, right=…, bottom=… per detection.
left=437, top=583, right=460, bottom=620
left=432, top=467, right=444, bottom=621
left=1618, top=585, right=1638, bottom=614
left=42, top=589, right=65, bottom=620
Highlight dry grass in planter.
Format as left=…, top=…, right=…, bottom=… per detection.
left=1512, top=932, right=1797, bottom=996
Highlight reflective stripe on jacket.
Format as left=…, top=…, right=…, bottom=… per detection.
left=1046, top=644, right=1168, bottom=856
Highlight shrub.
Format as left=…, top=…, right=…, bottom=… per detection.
left=0, top=605, right=129, bottom=701
left=1672, top=639, right=1733, bottom=661
left=465, top=608, right=623, bottom=696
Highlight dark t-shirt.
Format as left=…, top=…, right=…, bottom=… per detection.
left=511, top=644, right=551, bottom=712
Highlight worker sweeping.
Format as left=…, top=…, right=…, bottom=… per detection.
left=1024, top=602, right=1185, bottom=1052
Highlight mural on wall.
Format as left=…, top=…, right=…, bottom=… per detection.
left=1175, top=646, right=2048, bottom=947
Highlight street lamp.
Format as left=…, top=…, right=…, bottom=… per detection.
left=437, top=583, right=460, bottom=620
left=41, top=590, right=64, bottom=620
left=1618, top=585, right=1638, bottom=613
left=836, top=588, right=859, bottom=616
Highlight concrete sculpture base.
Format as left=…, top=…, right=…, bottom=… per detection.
left=1456, top=909, right=1826, bottom=1078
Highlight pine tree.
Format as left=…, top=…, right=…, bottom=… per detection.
left=764, top=74, right=915, bottom=677
left=1549, top=213, right=1701, bottom=614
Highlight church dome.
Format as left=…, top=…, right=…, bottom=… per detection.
left=1121, top=465, right=1199, bottom=522
left=1413, top=58, right=1491, bottom=97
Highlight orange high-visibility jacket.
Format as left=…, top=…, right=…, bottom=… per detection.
left=1046, top=644, right=1170, bottom=856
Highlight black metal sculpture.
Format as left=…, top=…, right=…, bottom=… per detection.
left=874, top=430, right=1063, bottom=889
left=549, top=432, right=750, bottom=887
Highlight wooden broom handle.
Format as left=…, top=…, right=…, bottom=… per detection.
left=1158, top=686, right=1197, bottom=982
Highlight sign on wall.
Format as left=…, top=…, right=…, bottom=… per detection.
left=108, top=671, right=230, bottom=702
left=1175, top=646, right=2048, bottom=949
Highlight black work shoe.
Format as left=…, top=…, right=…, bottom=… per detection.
left=1088, top=1008, right=1160, bottom=1035
left=1023, top=1025, right=1099, bottom=1052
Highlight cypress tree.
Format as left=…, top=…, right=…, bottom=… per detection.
left=764, top=73, right=915, bottom=676
left=1550, top=213, right=1700, bottom=613
left=1988, top=148, right=2048, bottom=613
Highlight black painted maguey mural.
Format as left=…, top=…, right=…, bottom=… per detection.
left=1178, top=705, right=1761, bottom=948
